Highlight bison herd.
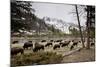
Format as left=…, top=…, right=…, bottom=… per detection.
left=11, top=39, right=95, bottom=56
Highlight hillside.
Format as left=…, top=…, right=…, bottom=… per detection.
left=43, top=17, right=85, bottom=34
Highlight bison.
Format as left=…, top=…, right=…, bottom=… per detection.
left=72, top=40, right=74, bottom=42
left=23, top=41, right=33, bottom=49
left=53, top=44, right=60, bottom=50
left=41, top=40, right=46, bottom=42
left=59, top=42, right=64, bottom=45
left=11, top=47, right=24, bottom=56
left=45, top=42, right=52, bottom=47
left=91, top=42, right=95, bottom=46
left=55, top=40, right=62, bottom=42
left=50, top=40, right=54, bottom=42
left=61, top=41, right=70, bottom=47
left=70, top=42, right=78, bottom=50
left=73, top=42, right=78, bottom=46
left=54, top=40, right=62, bottom=42
left=79, top=41, right=81, bottom=43
left=33, top=45, right=44, bottom=52
left=12, top=41, right=19, bottom=44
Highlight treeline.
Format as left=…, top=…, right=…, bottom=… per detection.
left=11, top=1, right=62, bottom=36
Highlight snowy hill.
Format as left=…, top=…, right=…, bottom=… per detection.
left=43, top=17, right=85, bottom=34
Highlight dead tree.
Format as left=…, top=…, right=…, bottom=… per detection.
left=86, top=6, right=90, bottom=49
left=86, top=6, right=95, bottom=49
left=75, top=5, right=85, bottom=48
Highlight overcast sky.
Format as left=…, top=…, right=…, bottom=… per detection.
left=31, top=2, right=86, bottom=26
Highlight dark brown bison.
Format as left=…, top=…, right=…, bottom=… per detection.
left=72, top=40, right=74, bottom=42
left=45, top=42, right=52, bottom=47
left=91, top=42, right=95, bottom=46
left=79, top=41, right=81, bottom=43
left=70, top=42, right=78, bottom=50
left=73, top=42, right=78, bottom=46
left=12, top=41, right=19, bottom=44
left=11, top=47, right=24, bottom=56
left=54, top=40, right=62, bottom=42
left=59, top=42, right=63, bottom=45
left=53, top=44, right=60, bottom=50
left=41, top=40, right=46, bottom=42
left=61, top=41, right=70, bottom=47
left=23, top=41, right=33, bottom=49
left=33, top=45, right=44, bottom=52
left=50, top=40, right=53, bottom=42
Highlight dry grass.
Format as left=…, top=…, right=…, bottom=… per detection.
left=61, top=47, right=95, bottom=63
left=11, top=52, right=63, bottom=67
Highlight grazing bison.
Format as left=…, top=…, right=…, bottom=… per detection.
left=50, top=40, right=53, bottom=42
left=73, top=42, right=78, bottom=46
left=59, top=42, right=64, bottom=45
left=79, top=41, right=81, bottom=43
left=53, top=44, right=60, bottom=50
left=45, top=42, right=52, bottom=47
left=55, top=40, right=62, bottom=42
left=91, top=42, right=95, bottom=46
left=33, top=45, right=44, bottom=52
left=72, top=40, right=74, bottom=42
left=23, top=41, right=33, bottom=49
left=70, top=42, right=78, bottom=50
left=61, top=41, right=70, bottom=47
left=41, top=40, right=46, bottom=42
left=11, top=47, right=24, bottom=56
left=12, top=41, right=18, bottom=44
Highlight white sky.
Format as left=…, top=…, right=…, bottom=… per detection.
left=31, top=2, right=86, bottom=26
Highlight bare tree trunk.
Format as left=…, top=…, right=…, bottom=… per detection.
left=86, top=6, right=91, bottom=49
left=86, top=23, right=90, bottom=49
left=75, top=5, right=85, bottom=48
left=83, top=29, right=86, bottom=42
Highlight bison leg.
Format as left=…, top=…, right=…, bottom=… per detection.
left=70, top=45, right=74, bottom=51
left=20, top=49, right=24, bottom=54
